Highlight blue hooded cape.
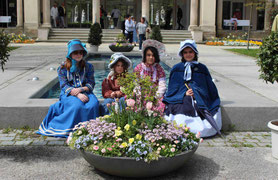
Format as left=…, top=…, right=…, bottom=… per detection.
left=163, top=62, right=220, bottom=113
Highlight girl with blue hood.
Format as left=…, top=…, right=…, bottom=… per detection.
left=163, top=40, right=222, bottom=137
left=37, top=39, right=99, bottom=138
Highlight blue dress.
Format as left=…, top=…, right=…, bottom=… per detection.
left=37, top=62, right=99, bottom=138
left=163, top=62, right=222, bottom=137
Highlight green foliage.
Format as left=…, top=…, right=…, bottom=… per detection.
left=88, top=23, right=103, bottom=46
left=0, top=30, right=11, bottom=72
left=257, top=32, right=278, bottom=83
left=116, top=34, right=127, bottom=44
left=150, top=26, right=163, bottom=42
left=225, top=49, right=259, bottom=58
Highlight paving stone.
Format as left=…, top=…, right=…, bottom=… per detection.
left=5, top=133, right=17, bottom=137
left=0, top=141, right=15, bottom=146
left=243, top=138, right=260, bottom=143
left=47, top=141, right=66, bottom=146
left=14, top=140, right=32, bottom=146
left=31, top=140, right=47, bottom=146
left=45, top=137, right=66, bottom=141
left=257, top=142, right=271, bottom=147
left=0, top=136, right=15, bottom=141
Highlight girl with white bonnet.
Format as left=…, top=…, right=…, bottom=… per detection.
left=101, top=53, right=131, bottom=115
left=37, top=39, right=99, bottom=137
left=163, top=39, right=222, bottom=137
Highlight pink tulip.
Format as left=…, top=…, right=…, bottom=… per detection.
left=126, top=99, right=136, bottom=107
left=146, top=102, right=153, bottom=110
left=196, top=132, right=201, bottom=138
left=93, top=146, right=99, bottom=150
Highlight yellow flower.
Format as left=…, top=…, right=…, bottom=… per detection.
left=129, top=138, right=134, bottom=144
left=103, top=115, right=110, bottom=119
left=185, top=127, right=189, bottom=131
left=121, top=142, right=128, bottom=147
left=124, top=124, right=130, bottom=131
left=135, top=134, right=142, bottom=140
left=117, top=127, right=121, bottom=130
left=115, top=129, right=123, bottom=137
left=132, top=120, right=137, bottom=125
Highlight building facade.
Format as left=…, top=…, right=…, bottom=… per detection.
left=0, top=0, right=277, bottom=41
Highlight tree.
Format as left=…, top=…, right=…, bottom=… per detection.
left=0, top=30, right=11, bottom=72
left=150, top=26, right=163, bottom=43
left=88, top=22, right=103, bottom=46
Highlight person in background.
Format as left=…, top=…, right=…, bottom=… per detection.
left=121, top=15, right=128, bottom=35
left=111, top=6, right=121, bottom=29
left=136, top=17, right=148, bottom=51
left=125, top=15, right=135, bottom=43
left=100, top=5, right=107, bottom=29
left=101, top=53, right=131, bottom=115
left=177, top=5, right=184, bottom=30
left=58, top=2, right=66, bottom=28
left=37, top=39, right=99, bottom=138
left=51, top=2, right=59, bottom=28
left=132, top=16, right=138, bottom=46
left=230, top=14, right=238, bottom=30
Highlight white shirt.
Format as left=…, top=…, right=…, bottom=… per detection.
left=111, top=9, right=120, bottom=18
left=51, top=7, right=58, bottom=18
left=125, top=19, right=135, bottom=33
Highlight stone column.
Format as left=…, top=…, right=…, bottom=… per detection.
left=216, top=0, right=223, bottom=30
left=16, top=0, right=23, bottom=27
left=92, top=0, right=100, bottom=23
left=23, top=0, right=40, bottom=37
left=199, top=0, right=216, bottom=40
left=142, top=0, right=150, bottom=22
left=264, top=0, right=272, bottom=31
left=41, top=0, right=51, bottom=28
left=188, top=0, right=199, bottom=30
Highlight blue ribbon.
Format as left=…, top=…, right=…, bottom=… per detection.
left=184, top=61, right=199, bottom=81
left=70, top=59, right=78, bottom=73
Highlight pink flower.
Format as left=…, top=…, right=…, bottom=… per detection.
left=146, top=102, right=153, bottom=110
left=106, top=103, right=111, bottom=108
left=126, top=99, right=136, bottom=107
left=101, top=148, right=106, bottom=153
left=170, top=148, right=175, bottom=152
left=93, top=146, right=99, bottom=150
left=161, top=145, right=165, bottom=149
left=200, top=138, right=204, bottom=143
left=196, top=132, right=201, bottom=138
left=107, top=147, right=112, bottom=151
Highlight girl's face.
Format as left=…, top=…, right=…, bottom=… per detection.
left=182, top=47, right=195, bottom=62
left=145, top=49, right=155, bottom=66
left=114, top=61, right=125, bottom=74
left=71, top=50, right=83, bottom=61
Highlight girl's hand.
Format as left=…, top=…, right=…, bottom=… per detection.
left=186, top=89, right=194, bottom=96
left=77, top=93, right=89, bottom=103
left=70, top=88, right=82, bottom=96
left=111, top=92, right=116, bottom=98
left=115, top=91, right=122, bottom=97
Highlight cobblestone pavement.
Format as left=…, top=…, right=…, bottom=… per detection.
left=0, top=129, right=271, bottom=148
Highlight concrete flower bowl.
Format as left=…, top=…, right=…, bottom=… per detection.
left=80, top=144, right=198, bottom=178
left=109, top=45, right=134, bottom=52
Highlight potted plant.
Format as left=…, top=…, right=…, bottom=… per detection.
left=88, top=22, right=102, bottom=52
left=257, top=32, right=278, bottom=159
left=67, top=73, right=201, bottom=178
left=150, top=25, right=163, bottom=43
left=109, top=34, right=134, bottom=52
left=0, top=30, right=11, bottom=72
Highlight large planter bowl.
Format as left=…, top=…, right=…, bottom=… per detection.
left=80, top=144, right=198, bottom=178
left=109, top=44, right=134, bottom=52
left=268, top=120, right=278, bottom=159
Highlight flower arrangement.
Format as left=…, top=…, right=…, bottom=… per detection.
left=68, top=73, right=201, bottom=163
left=9, top=33, right=35, bottom=43
left=206, top=33, right=262, bottom=46
left=109, top=34, right=134, bottom=52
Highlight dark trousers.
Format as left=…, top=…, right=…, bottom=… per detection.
left=139, top=34, right=146, bottom=50
left=113, top=18, right=118, bottom=28
left=125, top=31, right=133, bottom=43
left=177, top=17, right=184, bottom=30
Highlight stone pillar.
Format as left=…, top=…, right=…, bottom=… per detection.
left=92, top=0, right=100, bottom=23
left=142, top=0, right=150, bottom=22
left=41, top=0, right=51, bottom=28
left=264, top=0, right=272, bottom=31
left=16, top=0, right=23, bottom=27
left=216, top=0, right=223, bottom=30
left=23, top=0, right=40, bottom=37
left=199, top=0, right=216, bottom=40
left=188, top=0, right=199, bottom=30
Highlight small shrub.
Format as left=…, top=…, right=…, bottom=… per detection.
left=150, top=26, right=163, bottom=42
left=257, top=32, right=278, bottom=83
left=88, top=23, right=103, bottom=46
left=0, top=30, right=11, bottom=72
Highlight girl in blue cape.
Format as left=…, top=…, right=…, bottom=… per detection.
left=37, top=39, right=99, bottom=138
left=163, top=40, right=222, bottom=137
